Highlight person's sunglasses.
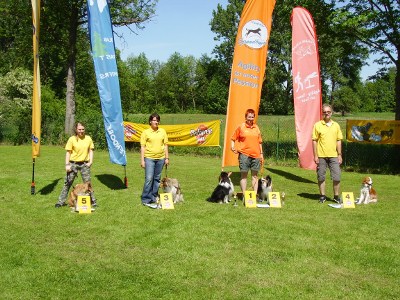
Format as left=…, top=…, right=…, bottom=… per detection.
left=322, top=111, right=332, bottom=114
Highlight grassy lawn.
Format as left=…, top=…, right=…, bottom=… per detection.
left=1, top=145, right=399, bottom=299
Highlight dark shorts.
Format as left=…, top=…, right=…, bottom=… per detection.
left=317, top=157, right=341, bottom=182
left=238, top=153, right=261, bottom=172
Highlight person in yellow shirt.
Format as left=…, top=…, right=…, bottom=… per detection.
left=140, top=113, right=169, bottom=208
left=312, top=104, right=343, bottom=203
left=231, top=108, right=264, bottom=193
left=55, top=122, right=97, bottom=208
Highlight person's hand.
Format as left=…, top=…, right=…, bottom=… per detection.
left=338, top=154, right=343, bottom=165
left=314, top=156, right=319, bottom=164
left=140, top=160, right=145, bottom=168
left=66, top=164, right=72, bottom=172
left=165, top=158, right=170, bottom=166
left=231, top=146, right=237, bottom=154
left=86, top=162, right=92, bottom=168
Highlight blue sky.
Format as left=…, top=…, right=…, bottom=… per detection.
left=114, top=0, right=228, bottom=62
left=113, top=0, right=381, bottom=80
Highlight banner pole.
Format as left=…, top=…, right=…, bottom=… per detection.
left=124, top=165, right=128, bottom=188
left=31, top=158, right=36, bottom=195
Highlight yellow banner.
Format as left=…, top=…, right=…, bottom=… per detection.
left=124, top=120, right=220, bottom=147
left=31, top=0, right=41, bottom=158
left=347, top=120, right=400, bottom=145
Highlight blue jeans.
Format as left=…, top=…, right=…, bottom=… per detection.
left=141, top=158, right=165, bottom=204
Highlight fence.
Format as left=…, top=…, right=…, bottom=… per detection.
left=117, top=114, right=400, bottom=174
left=262, top=117, right=400, bottom=174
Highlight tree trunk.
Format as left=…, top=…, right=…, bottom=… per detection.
left=65, top=64, right=76, bottom=135
left=64, top=6, right=79, bottom=135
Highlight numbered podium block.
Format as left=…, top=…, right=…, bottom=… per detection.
left=76, top=195, right=92, bottom=214
left=160, top=193, right=175, bottom=210
left=342, top=192, right=355, bottom=208
left=244, top=191, right=257, bottom=208
left=269, top=192, right=282, bottom=208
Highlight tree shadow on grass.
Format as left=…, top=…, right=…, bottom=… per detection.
left=297, top=192, right=321, bottom=201
left=266, top=167, right=316, bottom=184
left=37, top=178, right=62, bottom=195
left=96, top=174, right=126, bottom=190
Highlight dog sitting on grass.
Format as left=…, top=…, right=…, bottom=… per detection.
left=356, top=176, right=377, bottom=204
left=257, top=175, right=273, bottom=203
left=68, top=182, right=93, bottom=208
left=208, top=171, right=234, bottom=204
left=160, top=177, right=184, bottom=203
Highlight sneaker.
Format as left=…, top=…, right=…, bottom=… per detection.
left=142, top=202, right=158, bottom=209
left=91, top=202, right=98, bottom=208
left=319, top=196, right=326, bottom=203
left=55, top=202, right=66, bottom=208
left=333, top=196, right=341, bottom=204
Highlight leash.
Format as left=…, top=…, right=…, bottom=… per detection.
left=164, top=164, right=168, bottom=178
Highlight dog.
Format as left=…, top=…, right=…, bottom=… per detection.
left=68, top=182, right=93, bottom=208
left=246, top=27, right=261, bottom=36
left=208, top=171, right=234, bottom=204
left=257, top=175, right=273, bottom=203
left=356, top=176, right=377, bottom=204
left=160, top=177, right=184, bottom=203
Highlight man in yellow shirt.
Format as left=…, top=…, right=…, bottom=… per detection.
left=312, top=104, right=343, bottom=203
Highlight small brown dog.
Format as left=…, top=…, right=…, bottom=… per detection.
left=160, top=177, right=184, bottom=203
left=68, top=182, right=93, bottom=207
left=356, top=176, right=377, bottom=204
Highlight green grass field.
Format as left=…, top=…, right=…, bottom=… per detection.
left=1, top=145, right=399, bottom=299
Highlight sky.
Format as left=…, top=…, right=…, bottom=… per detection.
left=114, top=0, right=228, bottom=62
left=113, top=0, right=382, bottom=80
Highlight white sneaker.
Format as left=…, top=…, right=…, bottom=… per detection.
left=143, top=203, right=158, bottom=209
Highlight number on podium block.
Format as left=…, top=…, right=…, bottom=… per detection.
left=244, top=191, right=257, bottom=208
left=160, top=193, right=174, bottom=210
left=342, top=192, right=355, bottom=208
left=76, top=195, right=92, bottom=214
left=269, top=192, right=282, bottom=208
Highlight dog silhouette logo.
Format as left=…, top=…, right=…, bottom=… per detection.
left=246, top=28, right=262, bottom=37
left=241, top=20, right=268, bottom=49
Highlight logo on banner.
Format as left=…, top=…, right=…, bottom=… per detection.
left=31, top=133, right=39, bottom=144
left=124, top=123, right=137, bottom=139
left=293, top=40, right=316, bottom=59
left=190, top=124, right=213, bottom=145
left=240, top=20, right=268, bottom=49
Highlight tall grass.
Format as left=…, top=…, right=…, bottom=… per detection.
left=1, top=145, right=399, bottom=299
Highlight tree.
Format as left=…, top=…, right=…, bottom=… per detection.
left=153, top=53, right=197, bottom=112
left=124, top=53, right=155, bottom=113
left=37, top=0, right=158, bottom=134
left=335, top=0, right=400, bottom=119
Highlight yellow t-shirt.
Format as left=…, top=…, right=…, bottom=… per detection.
left=312, top=120, right=343, bottom=157
left=65, top=135, right=94, bottom=162
left=140, top=127, right=168, bottom=159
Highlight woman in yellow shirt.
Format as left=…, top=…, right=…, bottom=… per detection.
left=140, top=113, right=169, bottom=208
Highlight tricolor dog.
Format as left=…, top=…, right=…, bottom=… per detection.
left=160, top=177, right=184, bottom=203
left=208, top=171, right=234, bottom=204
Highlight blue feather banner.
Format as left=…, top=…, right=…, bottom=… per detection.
left=87, top=0, right=127, bottom=166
